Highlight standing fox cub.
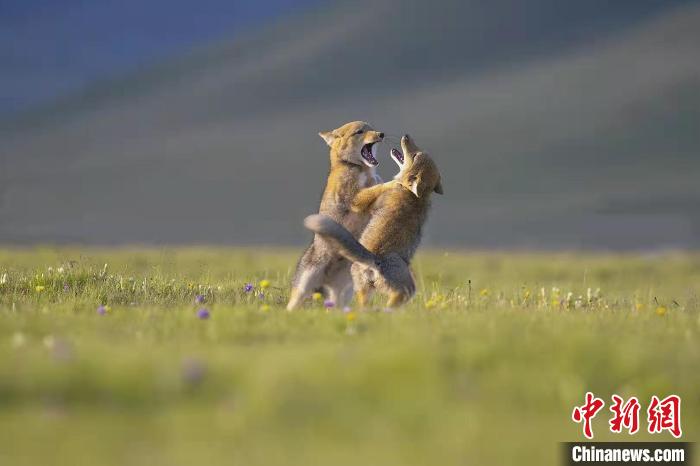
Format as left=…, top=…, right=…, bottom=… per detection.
left=287, top=121, right=384, bottom=310
left=305, top=134, right=443, bottom=307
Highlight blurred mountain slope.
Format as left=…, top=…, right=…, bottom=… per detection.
left=2, top=0, right=699, bottom=248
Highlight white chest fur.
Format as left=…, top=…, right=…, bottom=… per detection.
left=360, top=168, right=381, bottom=188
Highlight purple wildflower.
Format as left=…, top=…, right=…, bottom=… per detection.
left=63, top=283, right=70, bottom=292
left=324, top=300, right=335, bottom=308
left=182, top=358, right=207, bottom=387
left=258, top=292, right=265, bottom=300
left=342, top=306, right=352, bottom=313
left=244, top=283, right=254, bottom=293
left=96, top=305, right=107, bottom=315
left=195, top=294, right=206, bottom=304
left=197, top=308, right=210, bottom=320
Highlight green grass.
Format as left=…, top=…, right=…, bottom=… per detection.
left=1, top=247, right=698, bottom=466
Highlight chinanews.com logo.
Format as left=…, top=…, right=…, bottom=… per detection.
left=563, top=392, right=692, bottom=465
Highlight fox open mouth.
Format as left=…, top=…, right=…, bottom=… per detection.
left=361, top=143, right=379, bottom=167
left=391, top=147, right=404, bottom=166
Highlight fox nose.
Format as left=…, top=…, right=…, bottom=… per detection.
left=378, top=132, right=385, bottom=139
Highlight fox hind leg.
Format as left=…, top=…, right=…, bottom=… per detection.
left=355, top=287, right=374, bottom=307
left=326, top=282, right=353, bottom=308
left=286, top=288, right=304, bottom=311
left=339, top=285, right=354, bottom=308
left=324, top=264, right=353, bottom=308
left=287, top=267, right=324, bottom=310
left=351, top=263, right=375, bottom=308
left=386, top=290, right=409, bottom=307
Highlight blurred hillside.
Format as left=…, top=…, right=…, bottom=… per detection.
left=2, top=0, right=699, bottom=249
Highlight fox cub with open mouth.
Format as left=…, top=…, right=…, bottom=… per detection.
left=287, top=121, right=384, bottom=310
left=304, top=134, right=443, bottom=307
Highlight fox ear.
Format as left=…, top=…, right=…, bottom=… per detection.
left=319, top=131, right=336, bottom=146
left=434, top=179, right=444, bottom=195
left=409, top=179, right=421, bottom=198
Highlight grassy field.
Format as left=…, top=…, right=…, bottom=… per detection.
left=1, top=247, right=698, bottom=466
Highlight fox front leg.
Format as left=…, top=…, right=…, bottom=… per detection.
left=351, top=182, right=394, bottom=213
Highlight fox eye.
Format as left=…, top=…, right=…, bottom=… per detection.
left=354, top=129, right=364, bottom=135
left=407, top=175, right=417, bottom=182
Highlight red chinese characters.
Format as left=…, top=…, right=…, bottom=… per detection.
left=609, top=395, right=640, bottom=434
left=647, top=395, right=682, bottom=438
left=572, top=392, right=605, bottom=439
left=572, top=393, right=682, bottom=439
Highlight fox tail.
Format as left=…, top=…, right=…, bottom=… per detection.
left=303, top=214, right=378, bottom=267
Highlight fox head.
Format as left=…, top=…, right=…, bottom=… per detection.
left=391, top=134, right=443, bottom=198
left=319, top=121, right=384, bottom=168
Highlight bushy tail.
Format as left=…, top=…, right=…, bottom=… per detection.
left=304, top=214, right=378, bottom=266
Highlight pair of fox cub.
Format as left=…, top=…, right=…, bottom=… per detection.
left=287, top=121, right=443, bottom=310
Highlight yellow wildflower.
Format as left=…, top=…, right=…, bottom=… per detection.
left=346, top=312, right=357, bottom=322
left=35, top=285, right=45, bottom=292
left=655, top=306, right=667, bottom=317
left=312, top=292, right=323, bottom=301
left=260, top=304, right=271, bottom=312
left=259, top=279, right=271, bottom=289
left=479, top=288, right=490, bottom=297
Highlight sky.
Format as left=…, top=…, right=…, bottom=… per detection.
left=1, top=0, right=690, bottom=118
left=1, top=0, right=697, bottom=248
left=0, top=0, right=320, bottom=116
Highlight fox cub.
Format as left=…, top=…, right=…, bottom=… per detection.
left=287, top=121, right=384, bottom=310
left=304, top=134, right=442, bottom=307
